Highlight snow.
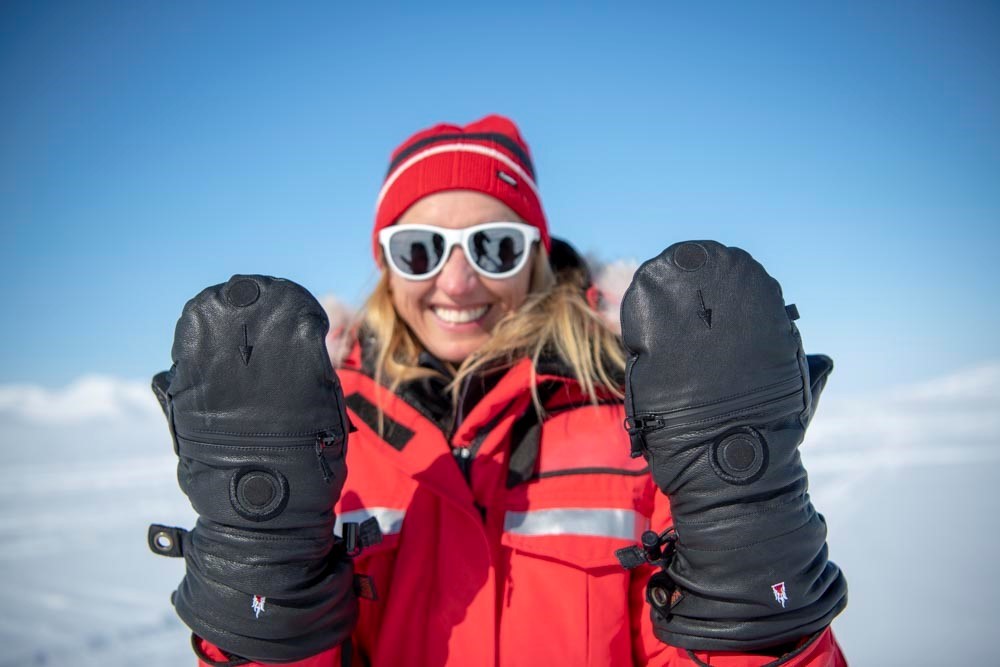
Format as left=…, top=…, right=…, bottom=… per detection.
left=1, top=365, right=998, bottom=665
left=0, top=379, right=195, bottom=666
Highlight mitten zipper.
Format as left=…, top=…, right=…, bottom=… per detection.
left=624, top=375, right=803, bottom=436
left=315, top=431, right=341, bottom=483
left=174, top=427, right=346, bottom=483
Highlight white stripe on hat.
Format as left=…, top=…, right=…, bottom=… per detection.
left=375, top=142, right=540, bottom=212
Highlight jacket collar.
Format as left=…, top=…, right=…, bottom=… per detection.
left=346, top=332, right=577, bottom=440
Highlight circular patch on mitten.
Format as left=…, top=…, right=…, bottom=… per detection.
left=230, top=468, right=289, bottom=521
left=225, top=278, right=261, bottom=307
left=672, top=242, right=708, bottom=271
left=710, top=427, right=769, bottom=485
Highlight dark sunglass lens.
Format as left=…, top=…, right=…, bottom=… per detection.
left=468, top=228, right=526, bottom=274
left=388, top=230, right=446, bottom=276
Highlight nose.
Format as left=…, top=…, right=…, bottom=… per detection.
left=435, top=246, right=480, bottom=297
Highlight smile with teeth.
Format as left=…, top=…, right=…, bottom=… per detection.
left=431, top=305, right=490, bottom=324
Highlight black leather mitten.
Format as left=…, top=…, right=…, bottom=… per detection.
left=149, top=275, right=357, bottom=663
left=619, top=241, right=847, bottom=651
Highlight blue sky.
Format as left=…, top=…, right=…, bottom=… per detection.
left=2, top=1, right=998, bottom=393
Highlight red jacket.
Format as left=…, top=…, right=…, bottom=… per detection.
left=197, top=346, right=846, bottom=666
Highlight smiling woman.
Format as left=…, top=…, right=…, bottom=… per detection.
left=361, top=116, right=626, bottom=411
left=176, top=114, right=847, bottom=667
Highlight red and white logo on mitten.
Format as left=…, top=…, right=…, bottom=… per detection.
left=771, top=582, right=788, bottom=608
left=252, top=595, right=266, bottom=618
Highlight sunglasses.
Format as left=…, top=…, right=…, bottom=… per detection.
left=378, top=222, right=540, bottom=280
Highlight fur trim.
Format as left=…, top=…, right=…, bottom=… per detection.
left=320, top=295, right=356, bottom=368
left=587, top=257, right=639, bottom=336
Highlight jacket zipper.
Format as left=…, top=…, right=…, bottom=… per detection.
left=453, top=445, right=473, bottom=481
left=451, top=398, right=519, bottom=484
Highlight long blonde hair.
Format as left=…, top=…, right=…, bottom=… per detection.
left=361, top=247, right=625, bottom=413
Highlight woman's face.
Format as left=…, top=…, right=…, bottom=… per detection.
left=387, top=190, right=534, bottom=364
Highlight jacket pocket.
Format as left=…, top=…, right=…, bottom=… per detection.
left=499, top=509, right=643, bottom=666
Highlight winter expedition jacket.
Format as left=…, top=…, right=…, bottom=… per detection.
left=195, top=340, right=847, bottom=667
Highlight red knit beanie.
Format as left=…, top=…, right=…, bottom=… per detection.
left=372, top=114, right=550, bottom=261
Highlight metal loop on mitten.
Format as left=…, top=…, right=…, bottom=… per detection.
left=646, top=570, right=681, bottom=618
left=148, top=524, right=186, bottom=558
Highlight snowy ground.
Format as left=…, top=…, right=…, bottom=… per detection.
left=0, top=380, right=195, bottom=667
left=1, top=365, right=998, bottom=666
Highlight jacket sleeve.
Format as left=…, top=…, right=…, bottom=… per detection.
left=630, top=481, right=848, bottom=667
left=195, top=637, right=347, bottom=667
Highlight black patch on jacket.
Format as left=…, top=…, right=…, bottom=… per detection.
left=344, top=392, right=414, bottom=451
left=506, top=382, right=562, bottom=488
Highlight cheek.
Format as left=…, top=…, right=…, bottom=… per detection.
left=486, top=271, right=532, bottom=313
left=389, top=274, right=428, bottom=326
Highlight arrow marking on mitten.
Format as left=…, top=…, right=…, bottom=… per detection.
left=239, top=324, right=254, bottom=365
left=697, top=290, right=713, bottom=328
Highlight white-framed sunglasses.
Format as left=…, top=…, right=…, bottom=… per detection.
left=378, top=222, right=540, bottom=280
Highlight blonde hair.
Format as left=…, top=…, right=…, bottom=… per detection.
left=361, top=247, right=625, bottom=414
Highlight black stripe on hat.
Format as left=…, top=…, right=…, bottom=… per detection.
left=386, top=132, right=536, bottom=180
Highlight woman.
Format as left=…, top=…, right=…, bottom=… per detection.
left=162, top=115, right=846, bottom=666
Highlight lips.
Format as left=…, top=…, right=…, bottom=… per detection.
left=430, top=304, right=490, bottom=324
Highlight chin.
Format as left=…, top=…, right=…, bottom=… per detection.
left=428, top=338, right=483, bottom=365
